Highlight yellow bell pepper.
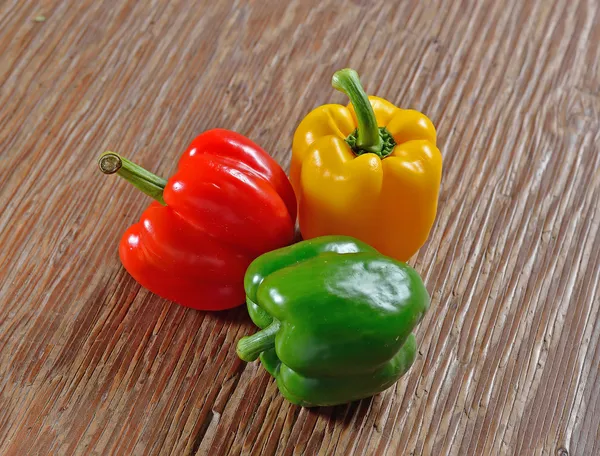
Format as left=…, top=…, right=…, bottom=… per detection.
left=290, top=69, right=442, bottom=261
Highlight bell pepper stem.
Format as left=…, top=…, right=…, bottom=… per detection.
left=332, top=68, right=382, bottom=154
left=236, top=320, right=281, bottom=362
left=98, top=152, right=167, bottom=205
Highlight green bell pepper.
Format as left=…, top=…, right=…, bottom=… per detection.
left=236, top=236, right=430, bottom=407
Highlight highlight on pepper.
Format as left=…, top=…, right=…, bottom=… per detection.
left=290, top=68, right=443, bottom=262
left=98, top=128, right=297, bottom=311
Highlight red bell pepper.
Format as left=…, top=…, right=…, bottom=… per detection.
left=98, top=129, right=297, bottom=311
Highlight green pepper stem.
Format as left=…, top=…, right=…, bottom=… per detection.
left=236, top=320, right=281, bottom=362
left=332, top=68, right=382, bottom=154
left=98, top=152, right=167, bottom=205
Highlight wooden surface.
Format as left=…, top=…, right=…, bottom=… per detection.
left=1, top=0, right=599, bottom=454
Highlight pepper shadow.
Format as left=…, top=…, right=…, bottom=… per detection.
left=306, top=396, right=375, bottom=424
left=206, top=304, right=250, bottom=323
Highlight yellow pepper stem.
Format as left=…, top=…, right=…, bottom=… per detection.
left=332, top=69, right=395, bottom=158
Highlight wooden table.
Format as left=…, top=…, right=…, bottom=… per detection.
left=1, top=0, right=599, bottom=454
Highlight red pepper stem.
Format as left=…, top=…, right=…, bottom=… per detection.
left=98, top=152, right=167, bottom=205
left=236, top=320, right=281, bottom=362
left=332, top=68, right=382, bottom=154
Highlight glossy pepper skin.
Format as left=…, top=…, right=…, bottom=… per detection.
left=99, top=129, right=297, bottom=311
left=291, top=69, right=442, bottom=262
left=236, top=236, right=430, bottom=407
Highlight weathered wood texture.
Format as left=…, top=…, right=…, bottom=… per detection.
left=0, top=0, right=599, bottom=454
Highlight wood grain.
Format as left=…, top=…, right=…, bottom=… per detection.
left=0, top=0, right=598, bottom=454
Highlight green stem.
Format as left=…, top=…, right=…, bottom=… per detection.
left=332, top=68, right=382, bottom=154
left=98, top=152, right=167, bottom=205
left=236, top=320, right=281, bottom=362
